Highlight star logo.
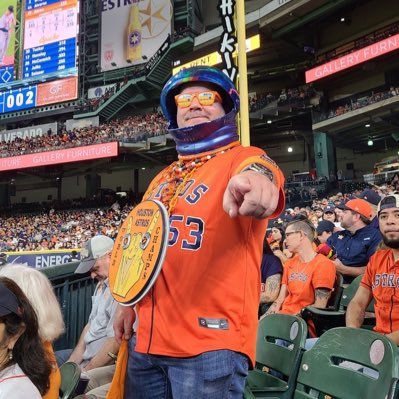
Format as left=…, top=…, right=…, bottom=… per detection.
left=139, top=0, right=172, bottom=38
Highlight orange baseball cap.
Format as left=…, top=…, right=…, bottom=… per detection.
left=338, top=198, right=372, bottom=219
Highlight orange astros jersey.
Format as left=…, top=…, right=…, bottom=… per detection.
left=134, top=144, right=285, bottom=366
left=361, top=249, right=399, bottom=335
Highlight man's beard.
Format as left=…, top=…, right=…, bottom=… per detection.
left=383, top=236, right=399, bottom=249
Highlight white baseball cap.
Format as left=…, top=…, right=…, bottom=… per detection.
left=75, top=235, right=114, bottom=274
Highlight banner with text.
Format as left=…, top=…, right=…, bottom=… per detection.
left=6, top=249, right=80, bottom=268
left=0, top=122, right=57, bottom=142
left=0, top=142, right=119, bottom=171
left=100, top=0, right=172, bottom=71
left=306, top=33, right=399, bottom=83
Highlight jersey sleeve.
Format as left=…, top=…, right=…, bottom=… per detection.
left=313, top=256, right=336, bottom=290
left=231, top=146, right=285, bottom=218
left=361, top=253, right=376, bottom=290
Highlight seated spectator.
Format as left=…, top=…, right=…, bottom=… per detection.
left=259, top=240, right=283, bottom=317
left=316, top=220, right=335, bottom=259
left=322, top=205, right=336, bottom=223
left=346, top=194, right=399, bottom=343
left=265, top=220, right=336, bottom=335
left=0, top=264, right=65, bottom=399
left=316, top=220, right=334, bottom=241
left=55, top=235, right=119, bottom=375
left=328, top=199, right=382, bottom=283
left=269, top=224, right=288, bottom=264
left=0, top=277, right=52, bottom=398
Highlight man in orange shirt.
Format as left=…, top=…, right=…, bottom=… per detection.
left=113, top=66, right=285, bottom=399
left=347, top=194, right=399, bottom=343
left=267, top=219, right=336, bottom=326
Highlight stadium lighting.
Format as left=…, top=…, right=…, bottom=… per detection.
left=367, top=138, right=374, bottom=146
left=267, top=120, right=272, bottom=124
left=365, top=123, right=370, bottom=128
left=287, top=146, right=293, bottom=153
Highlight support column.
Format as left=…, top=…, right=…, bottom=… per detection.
left=85, top=173, right=101, bottom=198
left=313, top=132, right=336, bottom=180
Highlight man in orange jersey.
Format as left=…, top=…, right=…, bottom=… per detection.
left=266, top=219, right=336, bottom=329
left=347, top=194, right=399, bottom=344
left=113, top=66, right=285, bottom=399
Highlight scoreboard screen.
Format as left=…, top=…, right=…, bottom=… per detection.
left=23, top=0, right=78, bottom=79
left=0, top=0, right=79, bottom=114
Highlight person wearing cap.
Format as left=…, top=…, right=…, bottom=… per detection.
left=0, top=264, right=65, bottom=399
left=316, top=220, right=335, bottom=259
left=113, top=66, right=285, bottom=398
left=356, top=187, right=381, bottom=229
left=346, top=194, right=399, bottom=344
left=55, top=235, right=119, bottom=375
left=327, top=198, right=382, bottom=283
left=322, top=205, right=336, bottom=223
left=0, top=277, right=52, bottom=398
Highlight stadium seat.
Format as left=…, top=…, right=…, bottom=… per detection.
left=301, top=274, right=375, bottom=337
left=59, top=361, right=81, bottom=399
left=293, top=327, right=399, bottom=399
left=244, top=314, right=307, bottom=399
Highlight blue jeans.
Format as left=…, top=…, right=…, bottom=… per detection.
left=125, top=337, right=249, bottom=399
left=55, top=348, right=73, bottom=366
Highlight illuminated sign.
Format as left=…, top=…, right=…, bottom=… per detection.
left=306, top=33, right=399, bottom=83
left=0, top=142, right=118, bottom=171
left=173, top=35, right=260, bottom=75
left=0, top=76, right=78, bottom=113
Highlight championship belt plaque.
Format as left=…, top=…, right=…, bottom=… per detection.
left=109, top=200, right=169, bottom=305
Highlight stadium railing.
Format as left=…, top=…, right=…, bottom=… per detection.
left=42, top=262, right=96, bottom=350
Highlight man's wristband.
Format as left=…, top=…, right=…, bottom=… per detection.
left=242, top=163, right=276, bottom=185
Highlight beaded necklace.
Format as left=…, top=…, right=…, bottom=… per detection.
left=144, top=141, right=240, bottom=215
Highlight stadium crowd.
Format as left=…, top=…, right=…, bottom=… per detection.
left=0, top=112, right=168, bottom=158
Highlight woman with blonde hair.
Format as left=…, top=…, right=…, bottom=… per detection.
left=0, top=264, right=65, bottom=399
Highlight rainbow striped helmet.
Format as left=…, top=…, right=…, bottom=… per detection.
left=160, top=66, right=240, bottom=129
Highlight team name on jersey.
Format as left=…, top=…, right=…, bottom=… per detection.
left=372, top=273, right=399, bottom=289
left=152, top=179, right=209, bottom=205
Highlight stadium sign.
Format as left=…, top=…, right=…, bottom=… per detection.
left=100, top=0, right=172, bottom=71
left=0, top=122, right=57, bottom=143
left=172, top=35, right=260, bottom=75
left=306, top=33, right=399, bottom=83
left=0, top=142, right=119, bottom=171
left=6, top=249, right=80, bottom=268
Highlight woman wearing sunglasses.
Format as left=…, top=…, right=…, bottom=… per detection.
left=0, top=277, right=51, bottom=398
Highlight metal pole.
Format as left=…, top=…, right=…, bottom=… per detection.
left=236, top=0, right=250, bottom=146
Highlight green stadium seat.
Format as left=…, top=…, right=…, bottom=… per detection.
left=293, top=327, right=399, bottom=399
left=301, top=274, right=375, bottom=337
left=59, top=361, right=81, bottom=399
left=244, top=314, right=308, bottom=399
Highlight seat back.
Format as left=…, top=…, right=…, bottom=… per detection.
left=340, top=274, right=375, bottom=312
left=326, top=272, right=344, bottom=310
left=256, top=314, right=308, bottom=379
left=294, top=327, right=399, bottom=399
left=59, top=362, right=81, bottom=399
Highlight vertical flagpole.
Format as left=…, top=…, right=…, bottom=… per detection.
left=236, top=0, right=250, bottom=146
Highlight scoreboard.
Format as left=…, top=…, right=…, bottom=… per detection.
left=0, top=0, right=79, bottom=114
left=23, top=0, right=78, bottom=79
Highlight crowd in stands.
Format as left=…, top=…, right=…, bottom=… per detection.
left=0, top=112, right=168, bottom=158
left=0, top=202, right=135, bottom=252
left=320, top=85, right=399, bottom=121
left=249, top=85, right=322, bottom=112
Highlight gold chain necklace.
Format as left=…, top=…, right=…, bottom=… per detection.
left=144, top=141, right=240, bottom=215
